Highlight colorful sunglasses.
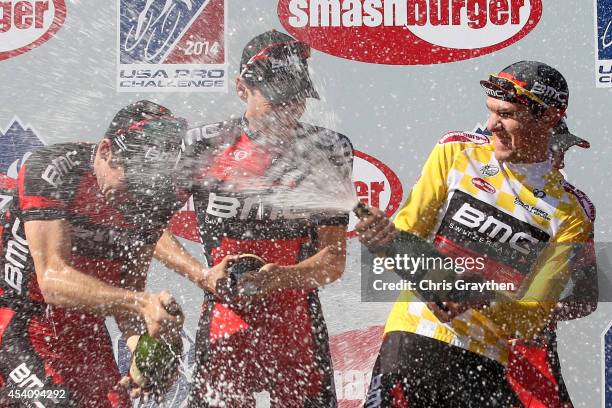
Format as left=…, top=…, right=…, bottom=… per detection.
left=485, top=74, right=547, bottom=107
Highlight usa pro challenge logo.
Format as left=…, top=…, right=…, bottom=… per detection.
left=0, top=118, right=46, bottom=178
left=278, top=0, right=542, bottom=65
left=168, top=150, right=404, bottom=241
left=117, top=0, right=227, bottom=92
left=595, top=0, right=612, bottom=87
left=0, top=0, right=66, bottom=61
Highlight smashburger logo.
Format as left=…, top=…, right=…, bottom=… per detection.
left=278, top=0, right=542, bottom=65
left=168, top=150, right=403, bottom=241
left=0, top=0, right=66, bottom=61
left=330, top=325, right=384, bottom=403
left=348, top=150, right=403, bottom=237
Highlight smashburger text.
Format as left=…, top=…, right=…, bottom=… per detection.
left=287, top=0, right=528, bottom=28
left=0, top=1, right=50, bottom=33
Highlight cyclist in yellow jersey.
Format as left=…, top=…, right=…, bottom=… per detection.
left=357, top=61, right=594, bottom=407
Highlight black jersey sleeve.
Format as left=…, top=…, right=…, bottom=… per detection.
left=17, top=144, right=86, bottom=222
left=0, top=175, right=16, bottom=215
left=308, top=127, right=354, bottom=227
left=179, top=122, right=222, bottom=196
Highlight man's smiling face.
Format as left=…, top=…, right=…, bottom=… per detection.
left=485, top=97, right=551, bottom=163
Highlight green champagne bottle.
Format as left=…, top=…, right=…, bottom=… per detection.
left=130, top=334, right=182, bottom=390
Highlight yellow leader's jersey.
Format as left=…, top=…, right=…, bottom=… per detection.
left=385, top=131, right=594, bottom=364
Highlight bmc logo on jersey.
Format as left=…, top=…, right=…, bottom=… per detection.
left=4, top=218, right=28, bottom=295
left=0, top=118, right=46, bottom=178
left=452, top=201, right=538, bottom=255
left=0, top=0, right=66, bottom=61
left=117, top=0, right=227, bottom=92
left=168, top=150, right=404, bottom=241
left=278, top=0, right=542, bottom=65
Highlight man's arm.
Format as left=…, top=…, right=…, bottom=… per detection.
left=115, top=241, right=185, bottom=340
left=154, top=229, right=208, bottom=289
left=26, top=219, right=181, bottom=337
left=548, top=238, right=598, bottom=322
left=246, top=225, right=347, bottom=293
left=153, top=229, right=235, bottom=295
left=155, top=224, right=346, bottom=295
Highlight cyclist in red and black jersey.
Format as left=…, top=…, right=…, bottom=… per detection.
left=154, top=30, right=353, bottom=407
left=506, top=121, right=598, bottom=408
left=0, top=100, right=187, bottom=407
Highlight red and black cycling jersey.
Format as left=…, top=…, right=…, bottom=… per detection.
left=182, top=117, right=354, bottom=267
left=1, top=142, right=182, bottom=306
left=1, top=174, right=35, bottom=310
left=181, top=118, right=353, bottom=407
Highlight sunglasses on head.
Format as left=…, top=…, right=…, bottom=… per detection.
left=486, top=74, right=547, bottom=108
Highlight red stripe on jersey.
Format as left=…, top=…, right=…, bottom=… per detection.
left=0, top=174, right=16, bottom=189
left=27, top=274, right=45, bottom=303
left=126, top=115, right=161, bottom=133
left=44, top=363, right=65, bottom=385
left=560, top=179, right=596, bottom=222
left=208, top=303, right=249, bottom=343
left=20, top=195, right=66, bottom=211
left=391, top=382, right=410, bottom=408
left=205, top=134, right=272, bottom=182
left=18, top=164, right=66, bottom=211
left=507, top=342, right=566, bottom=408
left=71, top=256, right=124, bottom=286
left=68, top=173, right=127, bottom=227
left=0, top=307, right=15, bottom=348
left=434, top=235, right=524, bottom=288
left=168, top=211, right=201, bottom=243
left=211, top=237, right=309, bottom=266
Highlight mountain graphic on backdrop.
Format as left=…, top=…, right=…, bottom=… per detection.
left=472, top=123, right=492, bottom=136
left=0, top=118, right=46, bottom=178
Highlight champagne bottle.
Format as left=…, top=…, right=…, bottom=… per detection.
left=129, top=333, right=182, bottom=390
left=227, top=254, right=266, bottom=284
left=226, top=254, right=266, bottom=296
